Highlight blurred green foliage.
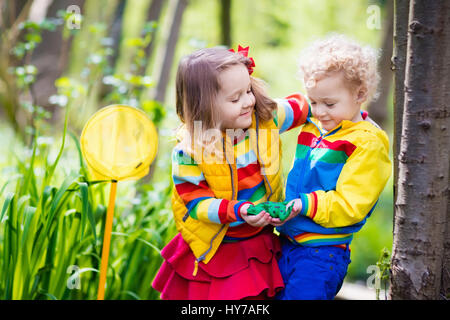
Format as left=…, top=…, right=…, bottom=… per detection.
left=0, top=0, right=393, bottom=299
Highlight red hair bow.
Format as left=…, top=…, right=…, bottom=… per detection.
left=229, top=45, right=255, bottom=75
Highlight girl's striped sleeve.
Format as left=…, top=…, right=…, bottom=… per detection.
left=273, top=92, right=311, bottom=134
left=172, top=146, right=251, bottom=224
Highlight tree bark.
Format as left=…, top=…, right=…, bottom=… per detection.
left=141, top=0, right=187, bottom=183
left=110, top=0, right=165, bottom=77
left=0, top=0, right=33, bottom=139
left=107, top=0, right=126, bottom=71
left=441, top=0, right=450, bottom=296
left=390, top=0, right=450, bottom=300
left=391, top=0, right=409, bottom=244
left=1, top=0, right=29, bottom=29
left=151, top=0, right=188, bottom=103
left=31, top=0, right=85, bottom=109
left=443, top=176, right=450, bottom=299
left=367, top=0, right=393, bottom=128
left=142, top=0, right=165, bottom=74
left=219, top=0, right=231, bottom=47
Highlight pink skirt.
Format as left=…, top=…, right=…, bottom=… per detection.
left=152, top=228, right=284, bottom=300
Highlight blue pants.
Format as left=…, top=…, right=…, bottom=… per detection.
left=276, top=239, right=351, bottom=300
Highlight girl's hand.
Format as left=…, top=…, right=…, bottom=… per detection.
left=269, top=199, right=302, bottom=227
left=240, top=203, right=272, bottom=227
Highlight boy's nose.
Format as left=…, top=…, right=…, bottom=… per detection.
left=314, top=104, right=327, bottom=117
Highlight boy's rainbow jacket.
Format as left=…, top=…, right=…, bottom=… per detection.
left=277, top=113, right=392, bottom=246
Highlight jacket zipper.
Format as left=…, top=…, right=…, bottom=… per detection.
left=297, top=120, right=340, bottom=194
left=255, top=114, right=273, bottom=200
left=190, top=119, right=276, bottom=276
left=298, top=118, right=321, bottom=194
left=192, top=223, right=226, bottom=276
left=297, top=136, right=322, bottom=194
left=223, top=137, right=236, bottom=200
left=191, top=138, right=234, bottom=277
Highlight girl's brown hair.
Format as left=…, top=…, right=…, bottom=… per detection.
left=175, top=47, right=276, bottom=140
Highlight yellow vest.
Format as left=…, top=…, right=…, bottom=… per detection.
left=171, top=112, right=284, bottom=268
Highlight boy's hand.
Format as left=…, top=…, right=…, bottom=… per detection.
left=240, top=203, right=272, bottom=227
left=287, top=198, right=302, bottom=216
left=270, top=199, right=302, bottom=227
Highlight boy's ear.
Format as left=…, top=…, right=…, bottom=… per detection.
left=355, top=86, right=368, bottom=104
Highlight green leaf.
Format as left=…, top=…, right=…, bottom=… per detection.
left=120, top=290, right=141, bottom=300
left=0, top=176, right=21, bottom=199
left=21, top=206, right=36, bottom=247
left=1, top=192, right=15, bottom=223
left=40, top=19, right=58, bottom=31
left=77, top=182, right=96, bottom=241
left=38, top=289, right=58, bottom=300
left=125, top=38, right=144, bottom=47
left=19, top=21, right=40, bottom=31
left=55, top=77, right=72, bottom=88
left=43, top=175, right=79, bottom=236
left=24, top=33, right=42, bottom=44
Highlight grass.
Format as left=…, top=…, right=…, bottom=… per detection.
left=0, top=107, right=175, bottom=300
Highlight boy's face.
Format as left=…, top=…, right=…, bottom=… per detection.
left=306, top=71, right=365, bottom=131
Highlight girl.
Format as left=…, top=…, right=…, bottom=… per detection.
left=152, top=46, right=310, bottom=300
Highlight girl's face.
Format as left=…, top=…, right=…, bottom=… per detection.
left=216, top=64, right=256, bottom=130
left=307, top=71, right=365, bottom=131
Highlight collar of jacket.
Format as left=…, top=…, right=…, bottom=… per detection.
left=177, top=112, right=282, bottom=181
left=307, top=115, right=382, bottom=136
left=306, top=116, right=389, bottom=150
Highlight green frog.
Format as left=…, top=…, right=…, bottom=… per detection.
left=246, top=201, right=294, bottom=221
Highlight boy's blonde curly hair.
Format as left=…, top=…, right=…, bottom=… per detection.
left=298, top=34, right=380, bottom=103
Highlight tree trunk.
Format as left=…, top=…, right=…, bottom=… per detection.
left=151, top=0, right=188, bottom=103
left=141, top=0, right=165, bottom=74
left=0, top=0, right=33, bottom=139
left=107, top=0, right=126, bottom=71
left=219, top=0, right=231, bottom=47
left=391, top=0, right=409, bottom=245
left=141, top=0, right=187, bottom=183
left=390, top=0, right=450, bottom=300
left=444, top=177, right=450, bottom=299
left=31, top=0, right=85, bottom=109
left=64, top=0, right=119, bottom=129
left=1, top=0, right=29, bottom=29
left=101, top=0, right=165, bottom=101
left=367, top=0, right=393, bottom=128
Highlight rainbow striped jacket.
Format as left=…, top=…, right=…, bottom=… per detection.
left=171, top=94, right=310, bottom=264
left=277, top=113, right=392, bottom=246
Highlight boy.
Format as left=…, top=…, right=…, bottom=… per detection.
left=276, top=35, right=392, bottom=300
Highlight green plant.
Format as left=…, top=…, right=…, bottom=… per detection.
left=0, top=113, right=174, bottom=299
left=0, top=103, right=91, bottom=299
left=376, top=247, right=391, bottom=300
left=102, top=21, right=165, bottom=126
left=0, top=17, right=173, bottom=299
left=6, top=19, right=60, bottom=144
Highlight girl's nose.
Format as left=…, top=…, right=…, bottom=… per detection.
left=243, top=92, right=255, bottom=108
